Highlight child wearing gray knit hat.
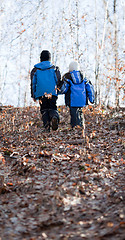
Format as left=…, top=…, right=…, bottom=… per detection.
left=60, top=61, right=95, bottom=128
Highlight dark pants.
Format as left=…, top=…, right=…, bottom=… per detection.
left=70, top=107, right=83, bottom=128
left=39, top=96, right=59, bottom=130
left=41, top=109, right=59, bottom=129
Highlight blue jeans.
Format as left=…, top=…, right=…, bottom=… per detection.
left=70, top=107, right=83, bottom=128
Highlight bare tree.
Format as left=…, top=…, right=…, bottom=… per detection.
left=94, top=0, right=109, bottom=106
left=76, top=0, right=79, bottom=62
left=0, top=0, right=124, bottom=108
left=113, top=0, right=119, bottom=108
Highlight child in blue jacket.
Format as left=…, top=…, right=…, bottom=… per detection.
left=31, top=50, right=62, bottom=132
left=60, top=61, right=95, bottom=128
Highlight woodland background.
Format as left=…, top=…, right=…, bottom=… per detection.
left=0, top=1, right=125, bottom=239
left=0, top=0, right=125, bottom=108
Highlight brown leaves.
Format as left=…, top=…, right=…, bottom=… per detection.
left=0, top=175, right=11, bottom=194
left=0, top=175, right=4, bottom=194
left=0, top=106, right=124, bottom=239
left=0, top=153, right=5, bottom=164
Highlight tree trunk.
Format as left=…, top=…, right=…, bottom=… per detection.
left=95, top=0, right=109, bottom=106
left=114, top=0, right=119, bottom=109
left=76, top=0, right=79, bottom=62
left=94, top=0, right=98, bottom=105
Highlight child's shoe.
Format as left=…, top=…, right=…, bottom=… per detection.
left=51, top=116, right=58, bottom=130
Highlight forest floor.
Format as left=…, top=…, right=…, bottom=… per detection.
left=0, top=105, right=125, bottom=240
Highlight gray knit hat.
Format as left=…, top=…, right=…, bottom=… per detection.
left=69, top=61, right=78, bottom=71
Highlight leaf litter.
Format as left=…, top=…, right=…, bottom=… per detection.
left=0, top=105, right=125, bottom=240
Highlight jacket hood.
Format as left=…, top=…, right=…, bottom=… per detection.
left=34, top=61, right=53, bottom=70
left=70, top=70, right=82, bottom=84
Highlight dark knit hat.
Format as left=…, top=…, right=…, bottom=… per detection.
left=40, top=50, right=51, bottom=62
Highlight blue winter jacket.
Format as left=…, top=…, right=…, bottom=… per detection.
left=32, top=61, right=58, bottom=99
left=60, top=70, right=95, bottom=107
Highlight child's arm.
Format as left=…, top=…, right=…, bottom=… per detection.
left=59, top=76, right=70, bottom=94
left=30, top=67, right=37, bottom=98
left=32, top=72, right=37, bottom=99
left=85, top=79, right=95, bottom=103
